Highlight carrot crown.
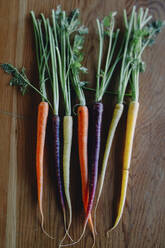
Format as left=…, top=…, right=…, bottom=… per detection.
left=95, top=12, right=120, bottom=102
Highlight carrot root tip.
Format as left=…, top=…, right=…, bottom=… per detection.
left=41, top=222, right=55, bottom=240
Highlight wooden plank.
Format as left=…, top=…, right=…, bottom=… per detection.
left=0, top=0, right=165, bottom=247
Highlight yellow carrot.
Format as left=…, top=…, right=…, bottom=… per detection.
left=59, top=116, right=73, bottom=246
left=63, top=116, right=73, bottom=227
left=107, top=101, right=139, bottom=234
left=94, top=103, right=124, bottom=232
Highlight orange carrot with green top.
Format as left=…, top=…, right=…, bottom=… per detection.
left=30, top=12, right=56, bottom=238
left=0, top=61, right=53, bottom=239
left=70, top=29, right=95, bottom=236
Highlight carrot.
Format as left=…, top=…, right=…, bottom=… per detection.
left=63, top=116, right=73, bottom=226
left=1, top=61, right=54, bottom=238
left=108, top=7, right=164, bottom=234
left=78, top=106, right=94, bottom=234
left=36, top=102, right=49, bottom=231
left=68, top=21, right=96, bottom=245
left=30, top=12, right=51, bottom=238
left=78, top=105, right=95, bottom=245
left=78, top=106, right=89, bottom=206
left=30, top=12, right=58, bottom=238
left=1, top=10, right=53, bottom=238
left=84, top=102, right=103, bottom=240
left=70, top=26, right=94, bottom=236
left=94, top=103, right=123, bottom=231
left=86, top=102, right=103, bottom=215
left=52, top=116, right=65, bottom=211
left=110, top=101, right=139, bottom=232
left=1, top=62, right=55, bottom=240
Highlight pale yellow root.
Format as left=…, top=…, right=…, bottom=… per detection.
left=59, top=116, right=73, bottom=246
left=94, top=103, right=124, bottom=234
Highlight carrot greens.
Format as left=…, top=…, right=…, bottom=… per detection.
left=0, top=63, right=51, bottom=105
left=95, top=12, right=120, bottom=102
left=30, top=11, right=50, bottom=102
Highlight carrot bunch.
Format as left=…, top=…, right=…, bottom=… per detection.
left=74, top=12, right=121, bottom=244
left=94, top=7, right=165, bottom=235
left=109, top=7, right=165, bottom=233
left=1, top=5, right=164, bottom=248
left=1, top=7, right=90, bottom=243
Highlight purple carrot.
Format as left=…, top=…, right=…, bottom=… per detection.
left=52, top=116, right=65, bottom=209
left=52, top=115, right=73, bottom=241
left=86, top=102, right=103, bottom=221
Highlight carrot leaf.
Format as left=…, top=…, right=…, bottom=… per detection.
left=1, top=64, right=29, bottom=95
left=1, top=63, right=53, bottom=108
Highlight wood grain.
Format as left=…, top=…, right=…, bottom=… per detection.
left=0, top=0, right=165, bottom=247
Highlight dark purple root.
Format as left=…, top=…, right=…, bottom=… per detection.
left=87, top=102, right=103, bottom=219
left=52, top=115, right=65, bottom=210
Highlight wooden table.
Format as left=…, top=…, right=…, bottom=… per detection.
left=0, top=0, right=165, bottom=247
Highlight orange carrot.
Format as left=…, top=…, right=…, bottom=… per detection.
left=36, top=101, right=53, bottom=237
left=78, top=106, right=94, bottom=234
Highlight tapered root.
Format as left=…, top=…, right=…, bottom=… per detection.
left=40, top=210, right=55, bottom=239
